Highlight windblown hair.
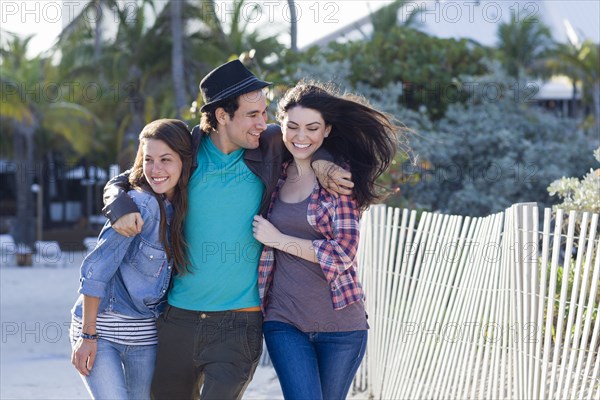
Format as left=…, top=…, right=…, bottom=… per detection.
left=129, top=119, right=193, bottom=274
left=277, top=82, right=402, bottom=210
left=200, top=96, right=239, bottom=132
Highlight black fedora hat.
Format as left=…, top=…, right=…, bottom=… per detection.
left=199, top=60, right=272, bottom=112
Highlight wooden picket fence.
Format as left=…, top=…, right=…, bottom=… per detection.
left=352, top=203, right=599, bottom=399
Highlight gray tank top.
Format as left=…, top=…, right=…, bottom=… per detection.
left=264, top=194, right=368, bottom=332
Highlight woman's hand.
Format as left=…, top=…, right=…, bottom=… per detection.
left=253, top=215, right=319, bottom=263
left=71, top=337, right=97, bottom=376
left=252, top=215, right=283, bottom=246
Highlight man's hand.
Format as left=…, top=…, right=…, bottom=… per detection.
left=112, top=212, right=144, bottom=237
left=312, top=160, right=354, bottom=197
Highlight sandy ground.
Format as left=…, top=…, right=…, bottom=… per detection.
left=0, top=251, right=282, bottom=399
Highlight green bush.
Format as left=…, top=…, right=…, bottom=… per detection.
left=401, top=66, right=595, bottom=216
left=548, top=147, right=600, bottom=214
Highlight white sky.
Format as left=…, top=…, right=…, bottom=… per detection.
left=3, top=1, right=596, bottom=59
left=0, top=1, right=393, bottom=57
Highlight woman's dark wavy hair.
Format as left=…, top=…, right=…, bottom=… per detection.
left=129, top=119, right=193, bottom=274
left=277, top=82, right=401, bottom=210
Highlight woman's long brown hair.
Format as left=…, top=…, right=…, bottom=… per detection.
left=277, top=82, right=402, bottom=210
left=128, top=119, right=193, bottom=274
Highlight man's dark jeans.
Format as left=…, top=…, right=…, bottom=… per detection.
left=151, top=305, right=263, bottom=400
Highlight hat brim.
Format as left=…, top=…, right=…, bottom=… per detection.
left=200, top=79, right=272, bottom=112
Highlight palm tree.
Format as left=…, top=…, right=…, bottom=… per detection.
left=496, top=12, right=553, bottom=81
left=106, top=1, right=173, bottom=164
left=370, top=0, right=423, bottom=34
left=216, top=0, right=283, bottom=60
left=58, top=0, right=123, bottom=81
left=56, top=0, right=168, bottom=166
left=0, top=34, right=43, bottom=259
left=160, top=0, right=285, bottom=119
left=173, top=0, right=284, bottom=115
left=1, top=34, right=97, bottom=263
left=547, top=41, right=584, bottom=116
left=548, top=40, right=600, bottom=133
left=170, top=0, right=187, bottom=118
left=55, top=0, right=283, bottom=162
left=197, top=0, right=284, bottom=64
left=288, top=0, right=297, bottom=51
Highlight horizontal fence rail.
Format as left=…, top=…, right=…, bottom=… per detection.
left=353, top=203, right=599, bottom=399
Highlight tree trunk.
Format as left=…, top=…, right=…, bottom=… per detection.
left=592, top=81, right=600, bottom=140
left=94, top=0, right=103, bottom=64
left=288, top=0, right=297, bottom=51
left=121, top=65, right=144, bottom=169
left=171, top=0, right=187, bottom=118
left=571, top=80, right=578, bottom=118
left=204, top=1, right=228, bottom=51
left=12, top=123, right=36, bottom=264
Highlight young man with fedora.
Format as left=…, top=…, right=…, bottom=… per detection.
left=101, top=59, right=352, bottom=399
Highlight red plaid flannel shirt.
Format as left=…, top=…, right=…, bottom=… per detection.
left=258, top=163, right=365, bottom=313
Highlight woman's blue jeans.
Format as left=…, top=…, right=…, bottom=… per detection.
left=75, top=338, right=156, bottom=399
left=263, top=321, right=367, bottom=400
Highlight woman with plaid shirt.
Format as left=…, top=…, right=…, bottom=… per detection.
left=252, top=82, right=402, bottom=400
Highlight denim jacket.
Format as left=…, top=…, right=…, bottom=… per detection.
left=71, top=189, right=173, bottom=320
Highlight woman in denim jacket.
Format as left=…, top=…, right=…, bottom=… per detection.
left=253, top=82, right=406, bottom=400
left=70, top=119, right=192, bottom=399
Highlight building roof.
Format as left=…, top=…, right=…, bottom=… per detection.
left=533, top=76, right=582, bottom=100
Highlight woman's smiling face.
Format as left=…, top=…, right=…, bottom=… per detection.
left=282, top=106, right=331, bottom=163
left=142, top=139, right=183, bottom=200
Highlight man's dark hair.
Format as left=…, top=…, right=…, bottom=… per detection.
left=200, top=96, right=239, bottom=132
